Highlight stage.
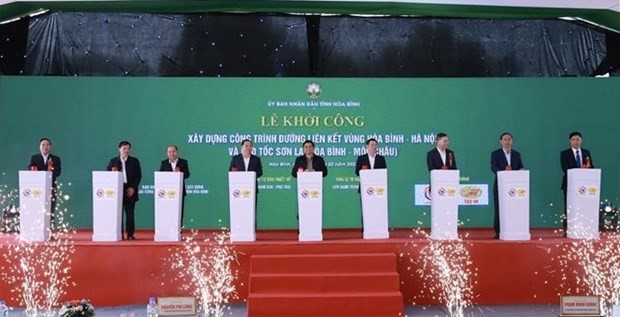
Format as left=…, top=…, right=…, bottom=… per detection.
left=0, top=228, right=591, bottom=309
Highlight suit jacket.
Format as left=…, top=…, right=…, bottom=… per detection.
left=560, top=148, right=594, bottom=190
left=427, top=148, right=457, bottom=171
left=491, top=149, right=524, bottom=174
left=292, top=155, right=328, bottom=178
left=355, top=153, right=387, bottom=193
left=355, top=154, right=387, bottom=176
left=107, top=156, right=142, bottom=202
left=229, top=154, right=263, bottom=193
left=160, top=158, right=190, bottom=196
left=28, top=153, right=61, bottom=184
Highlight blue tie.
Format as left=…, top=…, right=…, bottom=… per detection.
left=576, top=150, right=582, bottom=168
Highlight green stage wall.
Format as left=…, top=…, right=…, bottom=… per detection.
left=0, top=76, right=618, bottom=229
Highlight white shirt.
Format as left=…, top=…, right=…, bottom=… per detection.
left=120, top=156, right=128, bottom=183
left=42, top=153, right=49, bottom=164
left=243, top=156, right=251, bottom=171
left=169, top=159, right=178, bottom=171
left=503, top=149, right=511, bottom=166
left=436, top=147, right=446, bottom=165
left=368, top=154, right=376, bottom=169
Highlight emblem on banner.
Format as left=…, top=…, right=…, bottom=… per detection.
left=460, top=186, right=481, bottom=198
left=157, top=190, right=166, bottom=198
left=22, top=188, right=31, bottom=198
left=96, top=189, right=104, bottom=198
left=424, top=186, right=431, bottom=201
left=306, top=82, right=321, bottom=99
left=508, top=188, right=516, bottom=197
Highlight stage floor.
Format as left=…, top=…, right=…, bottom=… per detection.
left=0, top=228, right=597, bottom=307
left=1, top=303, right=565, bottom=317
left=0, top=227, right=568, bottom=244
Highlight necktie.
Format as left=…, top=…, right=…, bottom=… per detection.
left=576, top=150, right=582, bottom=168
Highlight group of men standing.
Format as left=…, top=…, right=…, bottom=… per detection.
left=28, top=130, right=593, bottom=240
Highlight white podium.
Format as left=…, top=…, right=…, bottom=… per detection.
left=154, top=172, right=183, bottom=242
left=567, top=168, right=601, bottom=239
left=498, top=170, right=531, bottom=240
left=360, top=169, right=389, bottom=239
left=228, top=171, right=256, bottom=242
left=297, top=171, right=323, bottom=241
left=430, top=170, right=459, bottom=240
left=92, top=171, right=123, bottom=242
left=19, top=171, right=52, bottom=242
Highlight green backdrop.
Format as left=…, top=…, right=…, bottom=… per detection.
left=0, top=76, right=618, bottom=229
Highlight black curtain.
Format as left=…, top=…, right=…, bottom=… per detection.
left=24, top=13, right=309, bottom=76
left=2, top=12, right=617, bottom=77
left=317, top=17, right=608, bottom=77
left=0, top=17, right=28, bottom=75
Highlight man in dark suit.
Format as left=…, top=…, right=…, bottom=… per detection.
left=355, top=137, right=387, bottom=190
left=292, top=140, right=328, bottom=178
left=28, top=137, right=61, bottom=226
left=107, top=141, right=142, bottom=240
left=229, top=139, right=264, bottom=187
left=160, top=145, right=190, bottom=228
left=427, top=132, right=457, bottom=171
left=490, top=132, right=525, bottom=239
left=560, top=131, right=594, bottom=231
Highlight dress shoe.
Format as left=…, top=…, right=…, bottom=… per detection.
left=128, top=236, right=136, bottom=240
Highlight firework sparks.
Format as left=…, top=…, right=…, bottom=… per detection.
left=558, top=219, right=620, bottom=317
left=402, top=228, right=477, bottom=317
left=0, top=181, right=75, bottom=317
left=168, top=230, right=238, bottom=317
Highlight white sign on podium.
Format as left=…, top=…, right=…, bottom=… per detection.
left=430, top=170, right=460, bottom=240
left=567, top=168, right=601, bottom=239
left=498, top=170, right=531, bottom=240
left=360, top=169, right=389, bottom=239
left=228, top=171, right=256, bottom=242
left=19, top=171, right=52, bottom=242
left=154, top=172, right=183, bottom=242
left=92, top=171, right=123, bottom=242
left=297, top=171, right=323, bottom=241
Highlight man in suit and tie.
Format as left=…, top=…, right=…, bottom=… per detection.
left=490, top=132, right=525, bottom=239
left=229, top=139, right=264, bottom=225
left=107, top=141, right=142, bottom=240
left=292, top=140, right=328, bottom=178
left=160, top=145, right=190, bottom=229
left=28, top=137, right=62, bottom=226
left=427, top=132, right=457, bottom=171
left=560, top=131, right=594, bottom=232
